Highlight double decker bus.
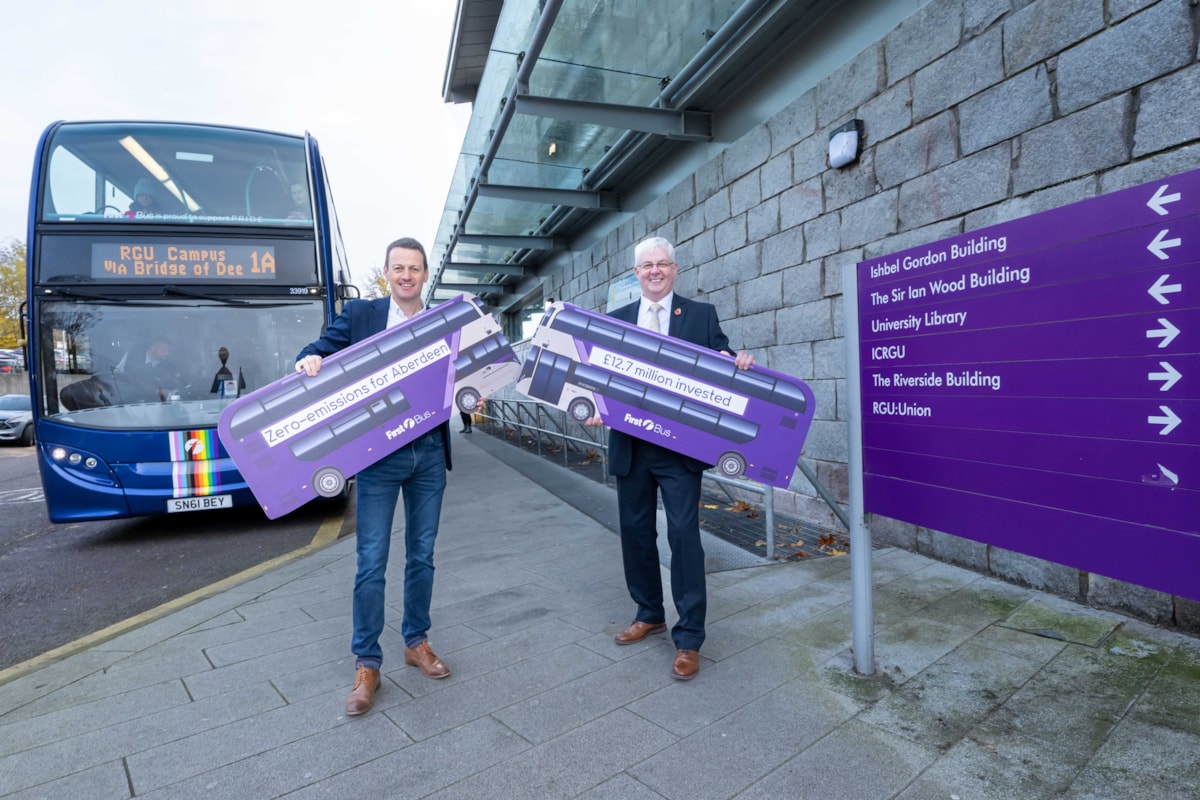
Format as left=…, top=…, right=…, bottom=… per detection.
left=218, top=294, right=519, bottom=519
left=517, top=303, right=816, bottom=488
left=24, top=120, right=357, bottom=522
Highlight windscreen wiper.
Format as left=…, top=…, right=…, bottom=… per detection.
left=162, top=285, right=251, bottom=305
left=44, top=286, right=127, bottom=302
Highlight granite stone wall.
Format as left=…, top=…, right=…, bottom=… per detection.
left=537, top=0, right=1200, bottom=631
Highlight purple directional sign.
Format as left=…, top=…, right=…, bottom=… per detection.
left=856, top=168, right=1200, bottom=601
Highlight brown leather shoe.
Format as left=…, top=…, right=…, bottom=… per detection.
left=345, top=664, right=381, bottom=715
left=614, top=620, right=668, bottom=645
left=672, top=649, right=700, bottom=680
left=404, top=640, right=451, bottom=679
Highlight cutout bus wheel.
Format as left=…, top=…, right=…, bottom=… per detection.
left=716, top=451, right=746, bottom=478
left=567, top=396, right=595, bottom=422
left=312, top=466, right=346, bottom=498
left=456, top=386, right=481, bottom=414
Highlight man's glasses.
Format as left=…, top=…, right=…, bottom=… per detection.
left=636, top=261, right=676, bottom=271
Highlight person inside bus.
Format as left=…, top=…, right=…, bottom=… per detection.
left=118, top=333, right=182, bottom=402
left=128, top=178, right=162, bottom=215
left=295, top=236, right=454, bottom=717
left=287, top=182, right=311, bottom=219
left=585, top=236, right=754, bottom=682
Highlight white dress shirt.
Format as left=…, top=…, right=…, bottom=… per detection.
left=387, top=299, right=423, bottom=329
left=637, top=292, right=673, bottom=333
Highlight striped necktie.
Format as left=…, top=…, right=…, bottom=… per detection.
left=646, top=303, right=662, bottom=333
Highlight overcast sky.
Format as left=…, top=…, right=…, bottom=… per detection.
left=0, top=1, right=467, bottom=287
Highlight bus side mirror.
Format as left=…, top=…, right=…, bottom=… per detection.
left=338, top=283, right=361, bottom=300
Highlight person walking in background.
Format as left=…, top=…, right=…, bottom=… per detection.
left=588, top=236, right=754, bottom=681
left=295, top=237, right=454, bottom=717
left=459, top=410, right=473, bottom=433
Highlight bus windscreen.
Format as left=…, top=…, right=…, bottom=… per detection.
left=515, top=302, right=816, bottom=488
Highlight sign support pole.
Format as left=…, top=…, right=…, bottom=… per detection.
left=843, top=266, right=875, bottom=675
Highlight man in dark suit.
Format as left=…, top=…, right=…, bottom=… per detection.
left=120, top=334, right=182, bottom=403
left=591, top=236, right=755, bottom=680
left=295, top=237, right=454, bottom=716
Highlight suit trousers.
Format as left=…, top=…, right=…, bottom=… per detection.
left=615, top=438, right=706, bottom=651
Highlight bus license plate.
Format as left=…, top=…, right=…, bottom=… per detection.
left=167, top=494, right=232, bottom=513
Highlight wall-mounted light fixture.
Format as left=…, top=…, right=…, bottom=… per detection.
left=828, top=119, right=863, bottom=169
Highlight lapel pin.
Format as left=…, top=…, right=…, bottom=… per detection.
left=674, top=308, right=681, bottom=316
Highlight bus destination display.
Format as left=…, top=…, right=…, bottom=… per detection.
left=856, top=167, right=1200, bottom=601
left=92, top=242, right=276, bottom=280
left=217, top=295, right=520, bottom=518
left=517, top=302, right=816, bottom=488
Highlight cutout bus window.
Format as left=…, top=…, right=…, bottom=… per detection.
left=218, top=294, right=519, bottom=518
left=515, top=302, right=816, bottom=487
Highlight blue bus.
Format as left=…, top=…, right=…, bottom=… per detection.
left=24, top=120, right=357, bottom=522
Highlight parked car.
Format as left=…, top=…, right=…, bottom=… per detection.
left=0, top=354, right=23, bottom=373
left=0, top=394, right=34, bottom=446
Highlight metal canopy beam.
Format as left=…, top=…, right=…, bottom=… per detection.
left=445, top=261, right=527, bottom=276
left=514, top=94, right=712, bottom=141
left=456, top=233, right=567, bottom=250
left=477, top=182, right=621, bottom=211
left=438, top=282, right=510, bottom=293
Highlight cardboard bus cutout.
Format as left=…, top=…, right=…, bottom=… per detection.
left=219, top=295, right=518, bottom=518
left=517, top=302, right=815, bottom=488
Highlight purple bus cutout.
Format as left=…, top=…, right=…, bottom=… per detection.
left=516, top=302, right=816, bottom=488
left=856, top=169, right=1200, bottom=602
left=218, top=295, right=519, bottom=519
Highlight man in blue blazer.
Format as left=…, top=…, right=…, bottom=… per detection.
left=296, top=237, right=454, bottom=716
left=595, top=236, right=755, bottom=681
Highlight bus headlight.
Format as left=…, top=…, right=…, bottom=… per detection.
left=50, top=446, right=101, bottom=471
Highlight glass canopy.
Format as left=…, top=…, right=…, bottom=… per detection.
left=431, top=0, right=747, bottom=304
left=432, top=0, right=835, bottom=324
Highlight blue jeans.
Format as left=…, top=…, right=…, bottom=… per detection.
left=351, top=428, right=447, bottom=666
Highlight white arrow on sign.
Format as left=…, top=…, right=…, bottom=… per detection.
left=1147, top=229, right=1182, bottom=260
left=1146, top=318, right=1181, bottom=348
left=1147, top=184, right=1182, bottom=216
left=1149, top=361, right=1182, bottom=391
left=1148, top=405, right=1181, bottom=436
left=1149, top=274, right=1183, bottom=305
left=1157, top=464, right=1179, bottom=486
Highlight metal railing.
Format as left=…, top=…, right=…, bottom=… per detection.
left=478, top=398, right=796, bottom=558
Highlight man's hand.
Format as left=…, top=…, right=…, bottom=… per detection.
left=295, top=354, right=323, bottom=377
left=733, top=351, right=755, bottom=370
left=583, top=415, right=605, bottom=427
left=722, top=350, right=756, bottom=370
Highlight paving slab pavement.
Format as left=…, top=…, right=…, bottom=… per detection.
left=1, top=433, right=1198, bottom=799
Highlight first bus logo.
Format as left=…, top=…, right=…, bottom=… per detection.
left=387, top=410, right=435, bottom=440
left=623, top=413, right=656, bottom=431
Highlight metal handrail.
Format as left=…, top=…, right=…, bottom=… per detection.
left=477, top=398, right=783, bottom=558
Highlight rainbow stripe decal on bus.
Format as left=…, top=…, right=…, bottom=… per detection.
left=516, top=302, right=816, bottom=488
left=166, top=429, right=222, bottom=497
left=218, top=295, right=519, bottom=518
